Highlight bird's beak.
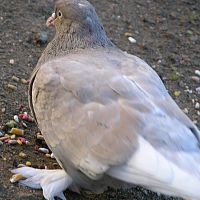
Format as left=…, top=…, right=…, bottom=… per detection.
left=46, top=12, right=56, bottom=27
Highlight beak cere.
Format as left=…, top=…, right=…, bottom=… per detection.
left=46, top=13, right=56, bottom=27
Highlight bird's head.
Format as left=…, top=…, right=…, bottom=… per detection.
left=47, top=0, right=105, bottom=36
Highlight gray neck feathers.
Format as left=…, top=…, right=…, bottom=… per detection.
left=37, top=17, right=114, bottom=67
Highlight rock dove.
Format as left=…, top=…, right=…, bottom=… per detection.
left=11, top=0, right=200, bottom=200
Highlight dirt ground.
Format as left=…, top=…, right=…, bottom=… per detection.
left=0, top=0, right=199, bottom=199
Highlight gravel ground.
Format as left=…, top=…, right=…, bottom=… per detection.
left=0, top=0, right=199, bottom=199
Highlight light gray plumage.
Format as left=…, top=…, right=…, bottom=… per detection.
left=12, top=0, right=200, bottom=200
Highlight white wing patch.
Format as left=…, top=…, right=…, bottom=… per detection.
left=107, top=136, right=200, bottom=200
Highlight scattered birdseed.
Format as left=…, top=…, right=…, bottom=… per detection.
left=26, top=161, right=32, bottom=167
left=174, top=91, right=181, bottom=97
left=21, top=79, right=28, bottom=84
left=7, top=84, right=17, bottom=91
left=9, top=59, right=15, bottom=64
left=8, top=140, right=18, bottom=145
left=12, top=76, right=20, bottom=82
left=10, top=128, right=24, bottom=136
left=128, top=37, right=137, bottom=43
left=5, top=120, right=17, bottom=128
left=14, top=115, right=19, bottom=123
left=39, top=148, right=49, bottom=154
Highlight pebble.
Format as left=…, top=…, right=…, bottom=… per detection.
left=39, top=148, right=49, bottom=154
left=36, top=133, right=44, bottom=140
left=191, top=76, right=200, bottom=83
left=10, top=128, right=24, bottom=136
left=7, top=84, right=17, bottom=91
left=195, top=102, right=200, bottom=109
left=195, top=70, right=200, bottom=77
left=9, top=59, right=15, bottom=64
left=19, top=152, right=27, bottom=158
left=196, top=87, right=200, bottom=94
left=12, top=76, right=20, bottom=82
left=14, top=115, right=19, bottom=123
left=25, top=141, right=31, bottom=145
left=0, top=141, right=3, bottom=146
left=128, top=37, right=137, bottom=43
left=1, top=108, right=6, bottom=113
left=26, top=161, right=32, bottom=167
left=197, top=111, right=200, bottom=116
left=183, top=108, right=189, bottom=114
left=36, top=31, right=48, bottom=45
left=0, top=131, right=4, bottom=137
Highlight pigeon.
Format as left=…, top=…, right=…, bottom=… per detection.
left=11, top=0, right=200, bottom=200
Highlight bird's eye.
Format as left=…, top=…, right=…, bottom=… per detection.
left=58, top=10, right=62, bottom=18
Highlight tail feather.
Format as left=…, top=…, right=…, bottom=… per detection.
left=107, top=136, right=200, bottom=200
left=11, top=167, right=72, bottom=200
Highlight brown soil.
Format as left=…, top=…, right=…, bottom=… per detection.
left=0, top=0, right=199, bottom=199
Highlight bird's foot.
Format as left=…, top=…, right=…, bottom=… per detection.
left=10, top=167, right=73, bottom=200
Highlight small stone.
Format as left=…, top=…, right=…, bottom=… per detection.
left=36, top=133, right=44, bottom=140
left=0, top=132, right=4, bottom=137
left=12, top=76, right=20, bottom=82
left=197, top=111, right=200, bottom=116
left=191, top=76, right=200, bottom=83
left=183, top=108, right=189, bottom=114
left=128, top=37, right=137, bottom=43
left=7, top=84, right=17, bottom=91
left=38, top=31, right=48, bottom=44
left=1, top=108, right=6, bottom=113
left=174, top=91, right=181, bottom=97
left=195, top=70, right=200, bottom=77
left=187, top=30, right=193, bottom=35
left=19, top=152, right=27, bottom=158
left=195, top=102, right=200, bottom=109
left=9, top=59, right=15, bottom=64
left=25, top=141, right=31, bottom=145
left=196, top=87, right=200, bottom=94
left=0, top=141, right=3, bottom=146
